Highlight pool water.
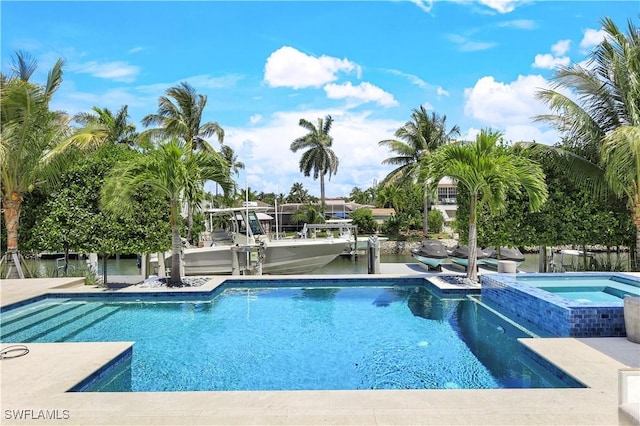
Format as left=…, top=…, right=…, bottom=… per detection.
left=542, top=290, right=622, bottom=303
left=516, top=275, right=640, bottom=302
left=0, top=284, right=581, bottom=391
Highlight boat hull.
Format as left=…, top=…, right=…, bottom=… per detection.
left=181, top=238, right=351, bottom=275
left=411, top=253, right=447, bottom=270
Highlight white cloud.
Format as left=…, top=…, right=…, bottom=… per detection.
left=551, top=39, right=571, bottom=56
left=580, top=28, right=607, bottom=51
left=411, top=0, right=433, bottom=13
left=447, top=34, right=497, bottom=52
left=324, top=82, right=398, bottom=107
left=463, top=74, right=564, bottom=145
left=478, top=0, right=521, bottom=13
left=71, top=60, right=140, bottom=82
left=387, top=69, right=429, bottom=89
left=497, top=19, right=536, bottom=30
left=532, top=53, right=570, bottom=69
left=463, top=74, right=551, bottom=127
left=128, top=47, right=143, bottom=54
left=263, top=46, right=361, bottom=89
left=436, top=86, right=449, bottom=97
left=219, top=109, right=402, bottom=197
left=187, top=74, right=243, bottom=89
left=249, top=114, right=262, bottom=124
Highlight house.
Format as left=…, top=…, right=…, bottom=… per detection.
left=432, top=177, right=457, bottom=227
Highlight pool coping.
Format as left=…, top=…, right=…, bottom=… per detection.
left=1, top=274, right=639, bottom=425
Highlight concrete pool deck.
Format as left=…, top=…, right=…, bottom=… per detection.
left=1, top=270, right=639, bottom=425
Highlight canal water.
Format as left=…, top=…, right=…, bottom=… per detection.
left=26, top=253, right=546, bottom=278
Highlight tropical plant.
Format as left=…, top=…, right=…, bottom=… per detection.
left=287, top=182, right=312, bottom=203
left=73, top=106, right=137, bottom=147
left=101, top=138, right=233, bottom=286
left=350, top=209, right=377, bottom=233
left=221, top=144, right=244, bottom=175
left=237, top=187, right=258, bottom=204
left=349, top=187, right=375, bottom=205
left=141, top=81, right=224, bottom=152
left=290, top=115, right=339, bottom=213
left=379, top=106, right=460, bottom=233
left=421, top=129, right=548, bottom=281
left=142, top=81, right=225, bottom=242
left=0, top=51, right=70, bottom=278
left=534, top=17, right=640, bottom=268
left=21, top=144, right=171, bottom=285
left=290, top=204, right=325, bottom=225
left=427, top=209, right=445, bottom=234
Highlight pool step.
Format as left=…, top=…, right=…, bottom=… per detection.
left=1, top=301, right=86, bottom=340
left=1, top=299, right=72, bottom=325
left=32, top=305, right=120, bottom=342
left=2, top=303, right=104, bottom=342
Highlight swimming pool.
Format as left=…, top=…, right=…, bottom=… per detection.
left=0, top=279, right=582, bottom=391
left=481, top=273, right=640, bottom=337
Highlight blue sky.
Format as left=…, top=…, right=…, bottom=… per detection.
left=2, top=1, right=637, bottom=198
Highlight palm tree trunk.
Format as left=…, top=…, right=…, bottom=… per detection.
left=633, top=198, right=640, bottom=271
left=170, top=226, right=182, bottom=286
left=423, top=198, right=429, bottom=235
left=467, top=194, right=479, bottom=281
left=102, top=254, right=108, bottom=287
left=186, top=203, right=193, bottom=244
left=635, top=222, right=640, bottom=272
left=320, top=174, right=326, bottom=217
left=3, top=193, right=24, bottom=279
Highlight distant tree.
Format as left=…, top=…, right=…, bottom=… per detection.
left=379, top=107, right=460, bottom=233
left=290, top=115, right=339, bottom=212
left=350, top=209, right=377, bottom=233
left=237, top=187, right=258, bottom=204
left=291, top=204, right=325, bottom=225
left=427, top=209, right=445, bottom=234
left=287, top=182, right=311, bottom=203
left=349, top=187, right=373, bottom=205
left=73, top=105, right=138, bottom=147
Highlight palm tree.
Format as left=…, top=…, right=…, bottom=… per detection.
left=1, top=51, right=69, bottom=278
left=291, top=204, right=325, bottom=225
left=287, top=182, right=310, bottom=203
left=141, top=81, right=224, bottom=152
left=220, top=145, right=245, bottom=177
left=74, top=106, right=137, bottom=147
left=422, top=129, right=548, bottom=281
left=142, top=82, right=225, bottom=242
left=101, top=138, right=233, bottom=286
left=290, top=115, right=339, bottom=214
left=534, top=17, right=640, bottom=268
left=379, top=106, right=460, bottom=234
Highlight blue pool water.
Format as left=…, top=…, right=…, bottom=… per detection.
left=0, top=282, right=582, bottom=391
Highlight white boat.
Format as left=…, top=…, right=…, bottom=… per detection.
left=158, top=206, right=352, bottom=276
left=304, top=219, right=358, bottom=256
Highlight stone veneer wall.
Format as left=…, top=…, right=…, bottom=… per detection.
left=481, top=274, right=627, bottom=338
left=379, top=239, right=457, bottom=255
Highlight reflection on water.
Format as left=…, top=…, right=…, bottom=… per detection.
left=24, top=257, right=141, bottom=277
left=25, top=251, right=626, bottom=277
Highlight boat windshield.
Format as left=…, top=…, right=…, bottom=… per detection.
left=247, top=211, right=264, bottom=235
